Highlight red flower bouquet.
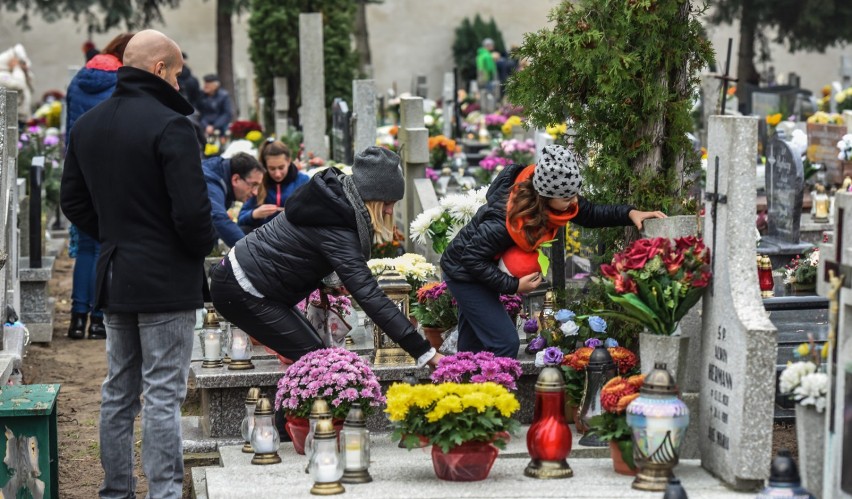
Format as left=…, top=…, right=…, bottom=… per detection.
left=597, top=236, right=711, bottom=336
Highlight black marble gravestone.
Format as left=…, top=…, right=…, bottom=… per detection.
left=331, top=98, right=353, bottom=165
left=758, top=134, right=814, bottom=268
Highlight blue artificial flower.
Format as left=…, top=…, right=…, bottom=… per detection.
left=554, top=309, right=576, bottom=323
left=528, top=336, right=546, bottom=353
left=588, top=316, right=607, bottom=333
left=604, top=337, right=619, bottom=348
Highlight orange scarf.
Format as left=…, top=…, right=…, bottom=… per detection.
left=505, top=165, right=577, bottom=252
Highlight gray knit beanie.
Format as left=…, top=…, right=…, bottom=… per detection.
left=533, top=144, right=583, bottom=199
left=351, top=146, right=405, bottom=202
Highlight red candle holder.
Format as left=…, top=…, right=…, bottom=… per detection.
left=758, top=255, right=774, bottom=298
left=524, top=366, right=573, bottom=479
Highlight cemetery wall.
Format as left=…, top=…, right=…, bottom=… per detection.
left=1, top=0, right=847, bottom=122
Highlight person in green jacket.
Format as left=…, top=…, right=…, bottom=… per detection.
left=476, top=38, right=497, bottom=91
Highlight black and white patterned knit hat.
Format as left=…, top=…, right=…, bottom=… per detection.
left=532, top=144, right=583, bottom=199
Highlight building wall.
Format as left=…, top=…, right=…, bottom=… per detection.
left=0, top=0, right=848, bottom=121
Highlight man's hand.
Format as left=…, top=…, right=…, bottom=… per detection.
left=628, top=209, right=667, bottom=231
left=517, top=272, right=542, bottom=294
left=253, top=204, right=280, bottom=219
left=205, top=125, right=214, bottom=136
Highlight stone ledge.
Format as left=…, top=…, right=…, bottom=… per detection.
left=195, top=439, right=753, bottom=499
left=0, top=355, right=18, bottom=383
left=25, top=319, right=54, bottom=344
left=19, top=256, right=55, bottom=281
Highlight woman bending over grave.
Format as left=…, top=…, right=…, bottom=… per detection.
left=211, top=146, right=443, bottom=368
left=440, top=144, right=666, bottom=358
left=237, top=138, right=309, bottom=230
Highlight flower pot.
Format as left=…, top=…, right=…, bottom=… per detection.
left=639, top=328, right=689, bottom=388
left=431, top=441, right=499, bottom=481
left=422, top=326, right=447, bottom=349
left=609, top=440, right=637, bottom=476
left=795, top=404, right=825, bottom=499
left=285, top=415, right=344, bottom=455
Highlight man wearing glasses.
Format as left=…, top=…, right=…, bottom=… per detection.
left=202, top=151, right=265, bottom=247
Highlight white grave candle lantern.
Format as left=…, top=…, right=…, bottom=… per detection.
left=199, top=309, right=223, bottom=368
left=228, top=327, right=255, bottom=370
left=250, top=397, right=282, bottom=465
left=340, top=403, right=372, bottom=484
left=241, top=387, right=261, bottom=453
left=309, top=419, right=345, bottom=495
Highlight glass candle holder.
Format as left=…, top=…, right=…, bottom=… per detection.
left=341, top=403, right=372, bottom=484
left=228, top=327, right=255, bottom=370
left=250, top=398, right=282, bottom=465
left=310, top=419, right=345, bottom=495
left=200, top=328, right=223, bottom=368
left=2, top=322, right=29, bottom=361
left=241, top=387, right=261, bottom=453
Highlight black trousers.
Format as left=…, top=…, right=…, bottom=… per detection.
left=209, top=258, right=323, bottom=362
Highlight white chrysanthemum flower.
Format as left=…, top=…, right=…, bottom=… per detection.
left=367, top=258, right=392, bottom=275
left=794, top=372, right=828, bottom=412
left=779, top=361, right=816, bottom=395
left=448, top=196, right=483, bottom=224
left=409, top=207, right=443, bottom=245
left=472, top=186, right=489, bottom=205
left=447, top=224, right=464, bottom=242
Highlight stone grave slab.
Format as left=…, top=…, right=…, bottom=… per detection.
left=298, top=13, right=328, bottom=159
left=330, top=97, right=352, bottom=165
left=352, top=80, right=376, bottom=155
left=700, top=115, right=777, bottom=491
left=194, top=438, right=753, bottom=499
left=19, top=256, right=54, bottom=343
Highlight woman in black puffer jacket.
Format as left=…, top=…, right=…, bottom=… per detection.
left=210, top=147, right=441, bottom=368
left=441, top=144, right=665, bottom=358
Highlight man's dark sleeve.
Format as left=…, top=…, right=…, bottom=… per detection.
left=60, top=140, right=99, bottom=239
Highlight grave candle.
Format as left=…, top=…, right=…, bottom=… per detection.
left=344, top=440, right=362, bottom=469
left=253, top=427, right=276, bottom=454
left=230, top=329, right=250, bottom=360
left=203, top=331, right=221, bottom=361
left=309, top=419, right=345, bottom=494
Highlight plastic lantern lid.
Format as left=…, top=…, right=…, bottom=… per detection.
left=768, top=449, right=802, bottom=485
left=586, top=345, right=615, bottom=372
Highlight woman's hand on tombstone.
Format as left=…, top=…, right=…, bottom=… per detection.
left=628, top=209, right=667, bottom=230
left=253, top=204, right=280, bottom=219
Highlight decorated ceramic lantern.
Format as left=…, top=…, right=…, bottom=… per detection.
left=625, top=362, right=689, bottom=491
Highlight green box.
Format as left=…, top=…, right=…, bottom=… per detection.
left=0, top=384, right=60, bottom=499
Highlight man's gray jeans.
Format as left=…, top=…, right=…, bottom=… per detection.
left=99, top=310, right=195, bottom=499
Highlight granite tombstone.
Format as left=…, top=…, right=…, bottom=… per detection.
left=699, top=115, right=777, bottom=490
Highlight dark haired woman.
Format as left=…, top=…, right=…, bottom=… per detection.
left=238, top=139, right=309, bottom=229
left=440, top=144, right=666, bottom=358
left=64, top=32, right=134, bottom=339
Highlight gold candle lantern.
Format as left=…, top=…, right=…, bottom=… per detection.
left=371, top=271, right=415, bottom=366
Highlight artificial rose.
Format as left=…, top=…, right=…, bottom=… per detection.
left=662, top=249, right=685, bottom=276
left=613, top=272, right=638, bottom=294
left=560, top=320, right=580, bottom=336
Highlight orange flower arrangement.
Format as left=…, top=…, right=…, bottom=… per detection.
left=562, top=346, right=636, bottom=375
left=600, top=374, right=644, bottom=414
left=588, top=374, right=646, bottom=471
left=428, top=135, right=458, bottom=168
left=389, top=125, right=399, bottom=137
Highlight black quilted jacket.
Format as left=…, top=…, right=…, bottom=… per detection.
left=233, top=169, right=432, bottom=359
left=440, top=164, right=635, bottom=295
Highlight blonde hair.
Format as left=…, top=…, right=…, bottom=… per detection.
left=365, top=201, right=395, bottom=244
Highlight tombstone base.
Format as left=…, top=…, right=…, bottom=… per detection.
left=757, top=237, right=814, bottom=269
left=20, top=256, right=56, bottom=344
